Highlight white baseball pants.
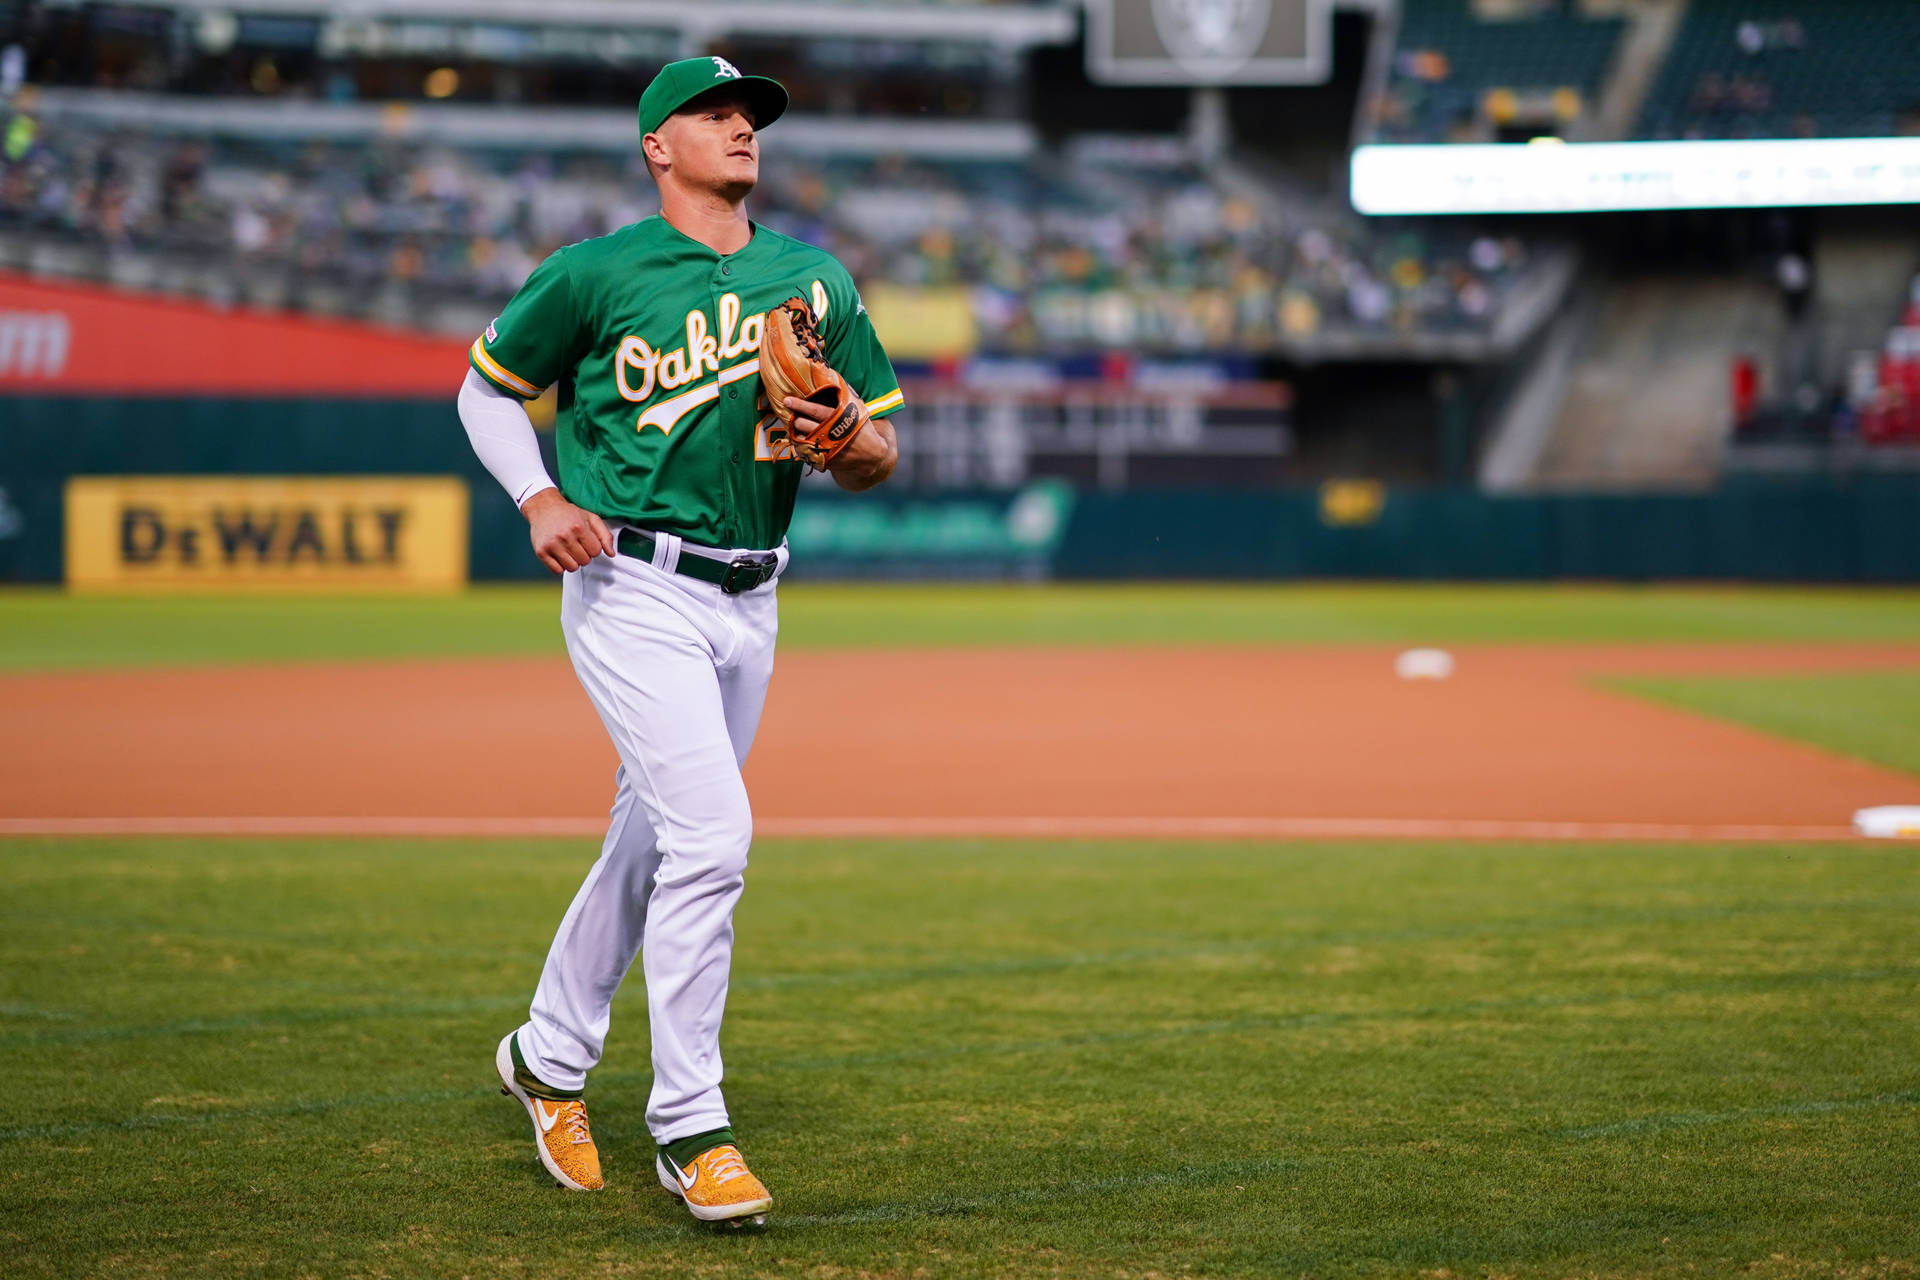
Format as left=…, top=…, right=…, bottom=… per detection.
left=515, top=544, right=778, bottom=1144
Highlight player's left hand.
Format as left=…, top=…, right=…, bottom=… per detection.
left=780, top=392, right=861, bottom=436
left=782, top=394, right=896, bottom=490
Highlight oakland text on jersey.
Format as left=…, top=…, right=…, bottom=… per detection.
left=615, top=282, right=829, bottom=434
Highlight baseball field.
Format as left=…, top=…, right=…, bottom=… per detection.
left=4, top=583, right=1919, bottom=1278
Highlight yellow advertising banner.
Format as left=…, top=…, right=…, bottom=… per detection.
left=65, top=476, right=469, bottom=592
left=863, top=284, right=978, bottom=360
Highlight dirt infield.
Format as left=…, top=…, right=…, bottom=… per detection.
left=4, top=644, right=1919, bottom=840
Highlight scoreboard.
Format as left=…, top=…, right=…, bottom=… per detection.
left=1084, top=0, right=1335, bottom=85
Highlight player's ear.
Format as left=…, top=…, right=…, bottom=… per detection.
left=641, top=130, right=670, bottom=173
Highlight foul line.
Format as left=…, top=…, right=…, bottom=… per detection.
left=0, top=815, right=1866, bottom=841
left=774, top=815, right=1869, bottom=842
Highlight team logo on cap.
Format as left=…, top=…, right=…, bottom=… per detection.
left=711, top=57, right=741, bottom=79
left=1150, top=0, right=1269, bottom=78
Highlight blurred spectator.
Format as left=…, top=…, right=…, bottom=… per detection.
left=2, top=111, right=33, bottom=162
left=1731, top=354, right=1759, bottom=430
left=0, top=46, right=24, bottom=100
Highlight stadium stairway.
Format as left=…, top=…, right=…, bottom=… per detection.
left=1479, top=294, right=1591, bottom=492
left=1812, top=232, right=1920, bottom=388
left=1591, top=0, right=1690, bottom=141
left=1496, top=274, right=1782, bottom=491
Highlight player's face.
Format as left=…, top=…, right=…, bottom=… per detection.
left=658, top=94, right=759, bottom=198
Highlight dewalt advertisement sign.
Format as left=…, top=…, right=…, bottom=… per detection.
left=65, top=477, right=468, bottom=592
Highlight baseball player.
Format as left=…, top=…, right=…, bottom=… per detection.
left=455, top=56, right=902, bottom=1227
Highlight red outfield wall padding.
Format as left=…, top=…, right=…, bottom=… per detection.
left=0, top=273, right=473, bottom=396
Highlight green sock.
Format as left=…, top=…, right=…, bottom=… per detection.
left=660, top=1126, right=735, bottom=1169
left=509, top=1033, right=583, bottom=1101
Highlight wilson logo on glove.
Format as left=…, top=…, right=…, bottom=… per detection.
left=757, top=296, right=869, bottom=470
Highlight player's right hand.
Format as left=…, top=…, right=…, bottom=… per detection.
left=521, top=487, right=614, bottom=574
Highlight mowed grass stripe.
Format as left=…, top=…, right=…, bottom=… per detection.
left=771, top=964, right=1920, bottom=1071
left=776, top=1156, right=1305, bottom=1227
left=12, top=962, right=1915, bottom=1142
left=23, top=1085, right=1920, bottom=1172
left=8, top=583, right=1920, bottom=670
left=1557, top=1091, right=1920, bottom=1140
left=5, top=835, right=1916, bottom=1278
left=0, top=995, right=529, bottom=1049
left=0, top=1086, right=488, bottom=1143
left=11, top=891, right=1919, bottom=1049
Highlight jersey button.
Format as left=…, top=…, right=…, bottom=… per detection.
left=720, top=264, right=731, bottom=276
left=731, top=450, right=741, bottom=463
left=728, top=388, right=737, bottom=399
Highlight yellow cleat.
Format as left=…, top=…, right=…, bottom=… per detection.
left=656, top=1143, right=772, bottom=1226
left=495, top=1032, right=602, bottom=1191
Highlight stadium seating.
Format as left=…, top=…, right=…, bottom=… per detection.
left=1370, top=0, right=1627, bottom=144
left=0, top=110, right=1541, bottom=355
left=1638, top=1, right=1920, bottom=140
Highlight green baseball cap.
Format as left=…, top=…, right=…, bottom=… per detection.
left=637, top=56, right=788, bottom=141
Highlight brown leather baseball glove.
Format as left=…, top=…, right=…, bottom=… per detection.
left=758, top=296, right=869, bottom=470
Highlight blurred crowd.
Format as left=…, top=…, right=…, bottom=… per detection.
left=1643, top=5, right=1919, bottom=142
left=1674, top=17, right=1808, bottom=138
left=1366, top=0, right=1622, bottom=145
left=0, top=108, right=1535, bottom=352
left=761, top=152, right=1530, bottom=350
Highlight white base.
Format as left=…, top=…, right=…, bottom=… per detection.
left=1395, top=648, right=1455, bottom=680
left=1854, top=806, right=1920, bottom=838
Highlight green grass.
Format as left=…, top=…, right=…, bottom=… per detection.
left=5, top=835, right=1917, bottom=1278
left=6, top=583, right=1920, bottom=671
left=1616, top=670, right=1920, bottom=777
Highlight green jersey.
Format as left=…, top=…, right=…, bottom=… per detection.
left=468, top=216, right=904, bottom=550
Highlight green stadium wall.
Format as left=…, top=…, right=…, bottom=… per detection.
left=1050, top=482, right=1920, bottom=581
left=4, top=397, right=1919, bottom=583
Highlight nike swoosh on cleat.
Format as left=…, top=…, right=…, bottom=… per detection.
left=664, top=1155, right=698, bottom=1191
left=535, top=1100, right=561, bottom=1134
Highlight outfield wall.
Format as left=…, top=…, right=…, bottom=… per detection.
left=0, top=398, right=538, bottom=585
left=5, top=397, right=1920, bottom=584
left=787, top=479, right=1920, bottom=583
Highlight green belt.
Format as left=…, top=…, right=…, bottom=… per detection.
left=615, top=529, right=781, bottom=595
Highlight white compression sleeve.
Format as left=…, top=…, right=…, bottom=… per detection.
left=457, top=367, right=556, bottom=508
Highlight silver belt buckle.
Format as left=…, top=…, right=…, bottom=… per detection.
left=719, top=551, right=779, bottom=595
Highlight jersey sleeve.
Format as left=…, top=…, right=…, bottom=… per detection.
left=469, top=251, right=581, bottom=400
left=824, top=275, right=904, bottom=420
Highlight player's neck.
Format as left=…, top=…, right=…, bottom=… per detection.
left=658, top=187, right=754, bottom=256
